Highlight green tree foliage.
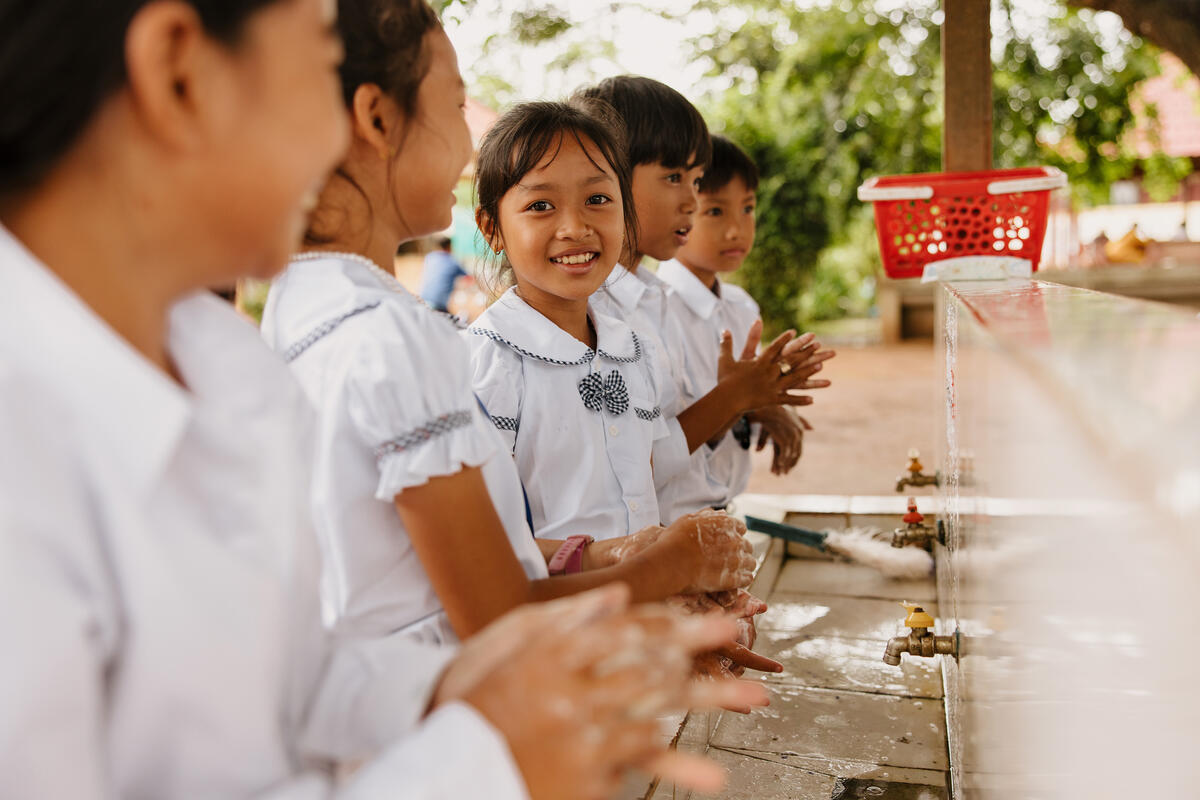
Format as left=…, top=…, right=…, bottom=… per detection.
left=694, top=0, right=1188, bottom=331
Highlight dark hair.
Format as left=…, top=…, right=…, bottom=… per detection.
left=0, top=0, right=280, bottom=195
left=698, top=135, right=759, bottom=194
left=573, top=76, right=711, bottom=170
left=434, top=235, right=452, bottom=250
left=305, top=0, right=442, bottom=246
left=335, top=0, right=440, bottom=116
left=474, top=101, right=639, bottom=294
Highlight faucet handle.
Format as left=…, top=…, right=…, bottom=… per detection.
left=906, top=448, right=924, bottom=473
left=901, top=603, right=935, bottom=629
left=902, top=497, right=925, bottom=524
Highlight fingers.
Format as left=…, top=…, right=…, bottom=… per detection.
left=716, top=641, right=784, bottom=674
left=718, top=329, right=733, bottom=364
left=779, top=330, right=815, bottom=355
left=645, top=750, right=729, bottom=795
left=756, top=426, right=769, bottom=451
left=796, top=414, right=813, bottom=431
left=739, top=319, right=763, bottom=360
left=758, top=329, right=796, bottom=363
left=776, top=394, right=815, bottom=407
left=687, top=675, right=772, bottom=711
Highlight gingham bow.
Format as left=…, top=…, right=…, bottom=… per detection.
left=578, top=370, right=629, bottom=415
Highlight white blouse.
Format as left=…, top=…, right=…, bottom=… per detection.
left=261, top=253, right=548, bottom=647
left=0, top=229, right=527, bottom=799
left=655, top=259, right=762, bottom=520
left=592, top=266, right=693, bottom=486
left=465, top=289, right=669, bottom=541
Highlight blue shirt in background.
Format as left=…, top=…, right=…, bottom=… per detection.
left=419, top=250, right=468, bottom=312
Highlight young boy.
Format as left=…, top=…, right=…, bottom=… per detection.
left=658, top=135, right=831, bottom=519
left=574, top=78, right=832, bottom=523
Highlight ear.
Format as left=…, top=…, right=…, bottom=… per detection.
left=123, top=1, right=217, bottom=151
left=350, top=83, right=400, bottom=161
left=475, top=207, right=504, bottom=253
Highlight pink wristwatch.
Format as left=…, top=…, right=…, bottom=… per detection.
left=549, top=534, right=594, bottom=575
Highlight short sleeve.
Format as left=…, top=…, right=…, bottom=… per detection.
left=339, top=305, right=499, bottom=500
left=463, top=330, right=525, bottom=453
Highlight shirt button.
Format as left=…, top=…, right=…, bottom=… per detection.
left=629, top=500, right=640, bottom=512
left=609, top=425, right=619, bottom=436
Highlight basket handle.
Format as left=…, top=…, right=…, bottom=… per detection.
left=857, top=185, right=935, bottom=202
left=987, top=174, right=1067, bottom=195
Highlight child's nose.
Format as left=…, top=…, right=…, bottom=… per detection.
left=557, top=207, right=590, bottom=238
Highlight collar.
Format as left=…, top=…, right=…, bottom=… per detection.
left=657, top=259, right=720, bottom=319
left=264, top=252, right=417, bottom=343
left=598, top=264, right=649, bottom=311
left=0, top=226, right=193, bottom=497
left=469, top=288, right=642, bottom=366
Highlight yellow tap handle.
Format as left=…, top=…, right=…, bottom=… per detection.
left=901, top=603, right=935, bottom=628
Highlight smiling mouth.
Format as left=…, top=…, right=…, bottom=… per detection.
left=550, top=251, right=600, bottom=270
left=674, top=226, right=692, bottom=242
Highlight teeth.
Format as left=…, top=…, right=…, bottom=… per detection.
left=551, top=252, right=596, bottom=265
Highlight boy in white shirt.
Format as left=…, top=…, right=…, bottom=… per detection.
left=657, top=135, right=834, bottom=519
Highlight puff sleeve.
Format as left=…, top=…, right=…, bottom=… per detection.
left=338, top=306, right=499, bottom=500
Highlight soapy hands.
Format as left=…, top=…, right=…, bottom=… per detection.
left=654, top=509, right=756, bottom=595
left=716, top=320, right=835, bottom=413
left=434, top=585, right=770, bottom=800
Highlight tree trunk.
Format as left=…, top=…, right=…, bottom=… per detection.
left=1068, top=0, right=1200, bottom=78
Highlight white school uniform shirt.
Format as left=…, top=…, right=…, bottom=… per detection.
left=465, top=288, right=668, bottom=541
left=260, top=253, right=548, bottom=647
left=0, top=228, right=528, bottom=799
left=656, top=259, right=762, bottom=520
left=592, top=266, right=693, bottom=486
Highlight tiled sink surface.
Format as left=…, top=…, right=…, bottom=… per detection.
left=709, top=684, right=948, bottom=771
left=641, top=543, right=949, bottom=799
left=759, top=593, right=939, bottom=640
left=774, top=559, right=938, bottom=603
left=755, top=631, right=944, bottom=699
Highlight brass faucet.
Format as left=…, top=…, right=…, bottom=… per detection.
left=882, top=604, right=959, bottom=666
left=891, top=497, right=938, bottom=549
left=895, top=448, right=940, bottom=492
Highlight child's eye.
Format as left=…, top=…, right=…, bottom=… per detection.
left=705, top=207, right=723, bottom=217
left=744, top=205, right=756, bottom=214
left=525, top=200, right=553, bottom=212
left=586, top=194, right=613, bottom=206
left=665, top=173, right=682, bottom=184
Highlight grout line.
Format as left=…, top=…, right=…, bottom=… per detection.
left=757, top=678, right=944, bottom=702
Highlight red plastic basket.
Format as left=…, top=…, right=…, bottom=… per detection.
left=857, top=166, right=1066, bottom=279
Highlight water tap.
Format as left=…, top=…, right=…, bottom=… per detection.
left=882, top=604, right=959, bottom=666
left=895, top=448, right=940, bottom=492
left=891, top=497, right=938, bottom=549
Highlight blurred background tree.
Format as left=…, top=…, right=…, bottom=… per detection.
left=693, top=0, right=1187, bottom=332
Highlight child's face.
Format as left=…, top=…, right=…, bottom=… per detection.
left=676, top=175, right=757, bottom=276
left=189, top=0, right=349, bottom=280
left=630, top=159, right=705, bottom=262
left=389, top=30, right=473, bottom=240
left=493, top=133, right=624, bottom=305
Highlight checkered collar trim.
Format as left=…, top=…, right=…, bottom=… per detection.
left=469, top=288, right=641, bottom=366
